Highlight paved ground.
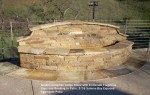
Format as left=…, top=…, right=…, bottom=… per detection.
left=0, top=49, right=149, bottom=95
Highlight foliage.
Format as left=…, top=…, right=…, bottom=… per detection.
left=0, top=0, right=150, bottom=22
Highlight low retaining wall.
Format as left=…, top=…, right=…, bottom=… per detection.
left=18, top=21, right=133, bottom=71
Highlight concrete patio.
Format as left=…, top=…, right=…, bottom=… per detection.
left=0, top=49, right=149, bottom=95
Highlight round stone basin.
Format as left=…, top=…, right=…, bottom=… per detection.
left=17, top=21, right=134, bottom=72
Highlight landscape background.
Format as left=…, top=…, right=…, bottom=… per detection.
left=0, top=0, right=150, bottom=22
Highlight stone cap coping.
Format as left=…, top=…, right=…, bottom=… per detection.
left=30, top=21, right=120, bottom=32
left=18, top=40, right=134, bottom=55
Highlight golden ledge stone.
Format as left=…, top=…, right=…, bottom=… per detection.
left=17, top=21, right=133, bottom=72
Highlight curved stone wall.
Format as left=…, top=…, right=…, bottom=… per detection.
left=17, top=21, right=134, bottom=71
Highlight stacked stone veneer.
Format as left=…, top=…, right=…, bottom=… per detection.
left=17, top=21, right=134, bottom=71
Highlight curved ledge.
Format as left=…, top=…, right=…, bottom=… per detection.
left=29, top=21, right=120, bottom=32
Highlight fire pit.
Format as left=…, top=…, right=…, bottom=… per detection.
left=17, top=21, right=133, bottom=72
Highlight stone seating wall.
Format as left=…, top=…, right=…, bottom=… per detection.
left=17, top=21, right=133, bottom=71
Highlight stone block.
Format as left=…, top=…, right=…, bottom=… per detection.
left=77, top=62, right=92, bottom=67
left=42, top=40, right=54, bottom=45
left=48, top=55, right=59, bottom=60
left=67, top=66, right=86, bottom=71
left=74, top=34, right=87, bottom=38
left=49, top=37, right=57, bottom=40
left=60, top=43, right=75, bottom=48
left=25, top=54, right=35, bottom=63
left=18, top=46, right=32, bottom=53
left=51, top=44, right=61, bottom=48
left=108, top=28, right=117, bottom=34
left=46, top=32, right=60, bottom=37
left=45, top=61, right=56, bottom=66
left=57, top=71, right=84, bottom=81
left=57, top=66, right=68, bottom=71
left=19, top=41, right=26, bottom=45
left=87, top=62, right=105, bottom=71
left=69, top=27, right=82, bottom=33
left=64, top=56, right=78, bottom=61
left=58, top=25, right=70, bottom=33
left=90, top=38, right=102, bottom=46
left=40, top=66, right=58, bottom=70
left=26, top=37, right=40, bottom=41
left=44, top=48, right=58, bottom=55
left=26, top=69, right=58, bottom=80
left=94, top=57, right=104, bottom=62
left=34, top=55, right=49, bottom=60
left=34, top=56, right=47, bottom=65
left=20, top=63, right=33, bottom=69
left=84, top=25, right=100, bottom=33
left=32, top=30, right=47, bottom=37
left=44, top=26, right=58, bottom=31
left=57, top=48, right=70, bottom=55
left=79, top=38, right=91, bottom=46
left=117, top=35, right=126, bottom=40
left=56, top=37, right=70, bottom=42
left=100, top=26, right=108, bottom=31
left=31, top=48, right=45, bottom=54
left=66, top=61, right=80, bottom=66
left=78, top=55, right=94, bottom=62
left=69, top=31, right=83, bottom=35
left=69, top=49, right=84, bottom=53
left=70, top=23, right=85, bottom=28
left=57, top=35, right=75, bottom=39
left=84, top=48, right=108, bottom=55
left=26, top=40, right=44, bottom=45
left=111, top=49, right=124, bottom=57
left=44, top=48, right=69, bottom=55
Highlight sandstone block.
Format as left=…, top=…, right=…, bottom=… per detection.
left=57, top=66, right=68, bottom=71
left=87, top=62, right=104, bottom=71
left=50, top=42, right=61, bottom=47
left=21, top=63, right=33, bottom=69
left=34, top=56, right=47, bottom=65
left=40, top=66, right=57, bottom=70
left=100, top=26, right=108, bottom=31
left=57, top=71, right=84, bottom=81
left=74, top=34, right=87, bottom=38
left=94, top=57, right=104, bottom=62
left=84, top=25, right=100, bottom=33
left=65, top=56, right=78, bottom=61
left=26, top=40, right=44, bottom=45
left=78, top=55, right=94, bottom=62
left=19, top=41, right=26, bottom=45
left=46, top=32, right=60, bottom=37
left=31, top=48, right=45, bottom=54
left=84, top=48, right=108, bottom=55
left=66, top=61, right=81, bottom=66
left=44, top=26, right=58, bottom=31
left=18, top=46, right=32, bottom=53
left=108, top=28, right=117, bottom=34
left=58, top=25, right=70, bottom=33
left=69, top=31, right=83, bottom=35
left=69, top=27, right=82, bottom=33
left=48, top=55, right=64, bottom=63
left=45, top=48, right=69, bottom=55
left=25, top=54, right=35, bottom=63
left=67, top=66, right=86, bottom=71
left=32, top=30, right=47, bottom=37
